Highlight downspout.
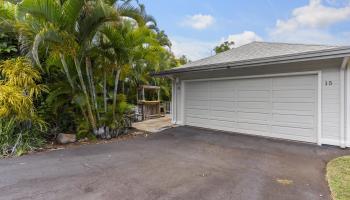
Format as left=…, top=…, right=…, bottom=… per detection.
left=340, top=57, right=349, bottom=148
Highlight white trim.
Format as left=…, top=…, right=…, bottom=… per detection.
left=347, top=61, right=350, bottom=147
left=174, top=77, right=179, bottom=124
left=340, top=57, right=349, bottom=148
left=171, top=79, right=176, bottom=124
left=181, top=80, right=185, bottom=125
left=321, top=138, right=341, bottom=146
left=176, top=121, right=184, bottom=125
left=317, top=71, right=322, bottom=145
left=340, top=67, right=345, bottom=148
left=181, top=70, right=323, bottom=145
left=183, top=71, right=321, bottom=83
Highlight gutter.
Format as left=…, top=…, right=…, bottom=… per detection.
left=154, top=46, right=350, bottom=76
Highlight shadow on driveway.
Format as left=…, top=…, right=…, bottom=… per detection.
left=0, top=126, right=348, bottom=200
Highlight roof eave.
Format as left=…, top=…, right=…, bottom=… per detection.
left=154, top=47, right=350, bottom=76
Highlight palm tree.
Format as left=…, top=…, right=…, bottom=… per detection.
left=7, top=0, right=146, bottom=134
left=99, top=21, right=164, bottom=118
left=1, top=0, right=175, bottom=138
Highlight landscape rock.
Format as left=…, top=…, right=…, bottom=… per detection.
left=56, top=133, right=77, bottom=144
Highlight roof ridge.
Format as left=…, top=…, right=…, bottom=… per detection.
left=253, top=41, right=341, bottom=47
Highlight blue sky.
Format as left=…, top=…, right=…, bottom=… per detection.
left=141, top=0, right=350, bottom=60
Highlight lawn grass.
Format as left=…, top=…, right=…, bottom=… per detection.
left=326, top=156, right=350, bottom=200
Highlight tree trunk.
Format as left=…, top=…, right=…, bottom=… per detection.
left=73, top=56, right=97, bottom=132
left=78, top=104, right=89, bottom=125
left=103, top=71, right=107, bottom=113
left=112, top=69, right=121, bottom=121
left=59, top=53, right=75, bottom=92
left=85, top=57, right=99, bottom=121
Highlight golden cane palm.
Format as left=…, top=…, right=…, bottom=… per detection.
left=11, top=0, right=147, bottom=133
left=0, top=57, right=47, bottom=121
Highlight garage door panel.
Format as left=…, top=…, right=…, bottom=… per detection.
left=238, top=79, right=270, bottom=89
left=186, top=91, right=208, bottom=99
left=184, top=74, right=317, bottom=143
left=237, top=122, right=270, bottom=132
left=238, top=101, right=270, bottom=109
left=237, top=108, right=271, bottom=114
left=209, top=119, right=236, bottom=128
left=238, top=96, right=270, bottom=102
left=185, top=99, right=208, bottom=106
left=210, top=110, right=237, bottom=119
left=237, top=118, right=271, bottom=126
left=273, top=89, right=315, bottom=98
left=210, top=94, right=235, bottom=101
left=185, top=108, right=210, bottom=117
left=210, top=90, right=235, bottom=99
left=273, top=102, right=315, bottom=111
left=271, top=126, right=315, bottom=139
left=273, top=109, right=315, bottom=116
left=272, top=114, right=314, bottom=125
left=186, top=117, right=210, bottom=126
left=210, top=101, right=235, bottom=111
left=210, top=81, right=235, bottom=90
left=238, top=112, right=271, bottom=121
left=238, top=90, right=270, bottom=98
left=273, top=97, right=315, bottom=103
left=185, top=89, right=208, bottom=96
left=271, top=121, right=314, bottom=129
left=273, top=76, right=316, bottom=89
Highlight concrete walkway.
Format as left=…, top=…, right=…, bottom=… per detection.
left=0, top=126, right=348, bottom=200
left=132, top=115, right=173, bottom=133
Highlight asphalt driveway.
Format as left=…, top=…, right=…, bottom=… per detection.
left=0, top=126, right=348, bottom=200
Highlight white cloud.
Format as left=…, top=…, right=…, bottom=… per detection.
left=170, top=36, right=216, bottom=60
left=269, top=0, right=350, bottom=45
left=171, top=31, right=263, bottom=61
left=181, top=14, right=215, bottom=30
left=222, top=31, right=263, bottom=47
left=273, top=0, right=350, bottom=34
left=270, top=29, right=335, bottom=44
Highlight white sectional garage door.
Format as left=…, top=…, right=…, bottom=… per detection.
left=184, top=74, right=318, bottom=143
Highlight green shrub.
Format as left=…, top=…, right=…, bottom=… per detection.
left=0, top=118, right=45, bottom=157
left=0, top=57, right=47, bottom=157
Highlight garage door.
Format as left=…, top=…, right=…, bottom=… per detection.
left=184, top=74, right=318, bottom=143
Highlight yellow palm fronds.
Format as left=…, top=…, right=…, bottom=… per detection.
left=0, top=57, right=47, bottom=121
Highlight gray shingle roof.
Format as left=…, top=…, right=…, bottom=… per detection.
left=179, top=41, right=339, bottom=69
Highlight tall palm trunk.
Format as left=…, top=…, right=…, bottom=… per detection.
left=112, top=68, right=121, bottom=121
left=85, top=57, right=99, bottom=121
left=103, top=71, right=107, bottom=113
left=78, top=104, right=89, bottom=125
left=59, top=53, right=75, bottom=92
left=73, top=56, right=97, bottom=132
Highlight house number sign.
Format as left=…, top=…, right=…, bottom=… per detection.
left=325, top=80, right=333, bottom=86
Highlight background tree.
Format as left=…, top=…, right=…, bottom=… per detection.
left=213, top=41, right=235, bottom=54
left=177, top=55, right=190, bottom=65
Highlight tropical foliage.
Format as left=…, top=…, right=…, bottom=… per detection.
left=0, top=0, right=184, bottom=156
left=214, top=41, right=235, bottom=54
left=0, top=57, right=47, bottom=156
